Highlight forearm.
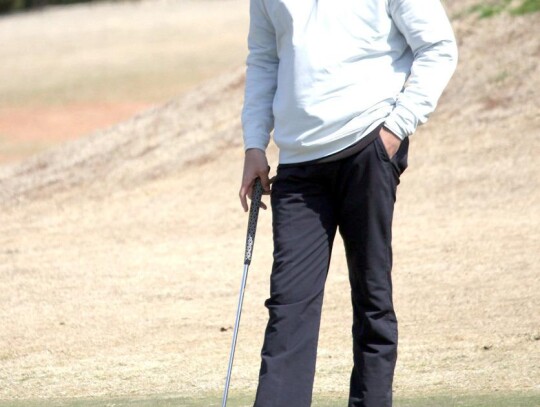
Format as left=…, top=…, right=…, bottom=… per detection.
left=385, top=0, right=458, bottom=139
left=241, top=0, right=279, bottom=152
left=242, top=59, right=278, bottom=151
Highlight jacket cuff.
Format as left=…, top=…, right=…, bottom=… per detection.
left=243, top=136, right=269, bottom=153
left=383, top=104, right=420, bottom=140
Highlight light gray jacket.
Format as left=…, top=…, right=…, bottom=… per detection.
left=242, top=0, right=458, bottom=164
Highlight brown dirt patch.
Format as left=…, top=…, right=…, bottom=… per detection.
left=0, top=102, right=152, bottom=163
left=0, top=103, right=151, bottom=143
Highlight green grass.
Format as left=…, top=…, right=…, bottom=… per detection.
left=468, top=0, right=513, bottom=18
left=0, top=393, right=539, bottom=407
left=465, top=0, right=540, bottom=18
left=511, top=0, right=540, bottom=14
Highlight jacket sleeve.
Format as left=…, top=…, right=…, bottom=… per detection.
left=384, top=0, right=458, bottom=139
left=241, top=0, right=279, bottom=152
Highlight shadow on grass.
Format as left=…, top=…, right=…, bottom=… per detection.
left=0, top=392, right=539, bottom=406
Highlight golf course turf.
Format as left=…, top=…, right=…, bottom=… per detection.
left=1, top=393, right=539, bottom=407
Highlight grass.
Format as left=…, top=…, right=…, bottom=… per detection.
left=466, top=0, right=540, bottom=18
left=468, top=0, right=512, bottom=18
left=511, top=0, right=540, bottom=14
left=0, top=393, right=539, bottom=407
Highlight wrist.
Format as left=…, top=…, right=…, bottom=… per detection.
left=381, top=125, right=402, bottom=141
left=245, top=148, right=266, bottom=156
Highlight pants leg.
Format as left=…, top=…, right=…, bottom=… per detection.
left=253, top=164, right=339, bottom=407
left=336, top=136, right=409, bottom=407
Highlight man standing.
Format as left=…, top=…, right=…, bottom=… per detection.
left=238, top=0, right=457, bottom=406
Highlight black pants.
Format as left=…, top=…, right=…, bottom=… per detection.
left=253, top=133, right=409, bottom=407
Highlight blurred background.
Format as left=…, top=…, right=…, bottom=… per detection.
left=0, top=0, right=248, bottom=163
left=0, top=1, right=538, bottom=406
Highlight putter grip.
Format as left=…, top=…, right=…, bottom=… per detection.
left=244, top=178, right=264, bottom=265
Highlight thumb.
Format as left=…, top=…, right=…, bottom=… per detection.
left=259, top=166, right=271, bottom=193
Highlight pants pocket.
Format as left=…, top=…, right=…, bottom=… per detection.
left=374, top=135, right=409, bottom=177
left=394, top=137, right=409, bottom=176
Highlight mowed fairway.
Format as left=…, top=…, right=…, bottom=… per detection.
left=0, top=393, right=539, bottom=407
left=0, top=0, right=539, bottom=405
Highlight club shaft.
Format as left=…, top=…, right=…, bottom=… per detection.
left=222, top=178, right=263, bottom=406
left=221, top=263, right=250, bottom=407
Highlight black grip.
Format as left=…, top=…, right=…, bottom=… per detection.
left=244, top=178, right=264, bottom=265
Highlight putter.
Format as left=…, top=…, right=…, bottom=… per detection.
left=221, top=177, right=264, bottom=407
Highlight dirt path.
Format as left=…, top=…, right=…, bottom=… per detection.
left=0, top=103, right=153, bottom=164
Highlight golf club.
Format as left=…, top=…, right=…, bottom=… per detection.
left=221, top=177, right=264, bottom=407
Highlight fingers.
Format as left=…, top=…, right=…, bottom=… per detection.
left=239, top=180, right=268, bottom=211
left=239, top=149, right=271, bottom=211
left=239, top=184, right=249, bottom=212
left=254, top=166, right=271, bottom=208
left=259, top=166, right=271, bottom=193
left=261, top=176, right=276, bottom=200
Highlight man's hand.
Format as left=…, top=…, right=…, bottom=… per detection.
left=239, top=148, right=271, bottom=212
left=379, top=126, right=402, bottom=160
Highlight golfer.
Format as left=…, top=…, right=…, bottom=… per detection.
left=239, top=0, right=457, bottom=406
